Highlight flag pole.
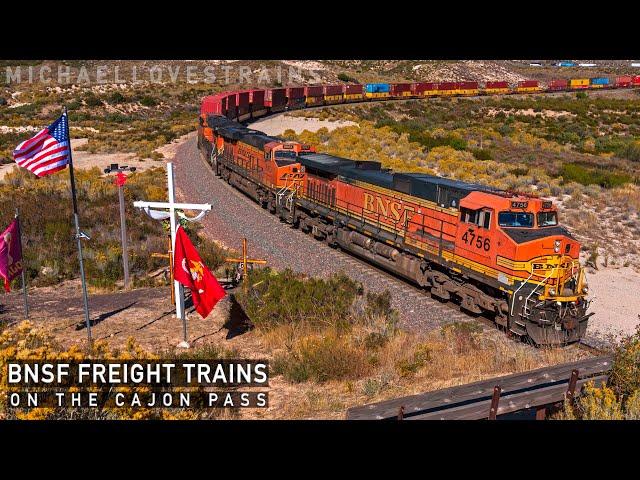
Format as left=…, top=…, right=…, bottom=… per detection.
left=14, top=208, right=28, bottom=319
left=64, top=106, right=92, bottom=344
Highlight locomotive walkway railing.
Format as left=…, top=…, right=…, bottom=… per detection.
left=345, top=355, right=613, bottom=420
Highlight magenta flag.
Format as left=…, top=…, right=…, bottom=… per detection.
left=0, top=219, right=23, bottom=292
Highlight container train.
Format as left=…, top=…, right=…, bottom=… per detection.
left=199, top=76, right=640, bottom=123
left=196, top=79, right=604, bottom=346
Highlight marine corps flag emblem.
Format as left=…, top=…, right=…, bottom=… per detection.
left=173, top=226, right=226, bottom=319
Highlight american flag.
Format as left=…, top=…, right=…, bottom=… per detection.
left=12, top=113, right=70, bottom=177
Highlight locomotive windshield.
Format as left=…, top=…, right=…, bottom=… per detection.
left=498, top=211, right=534, bottom=228
left=274, top=150, right=298, bottom=166
left=537, top=211, right=558, bottom=227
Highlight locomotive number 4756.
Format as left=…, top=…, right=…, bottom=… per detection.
left=462, top=229, right=491, bottom=251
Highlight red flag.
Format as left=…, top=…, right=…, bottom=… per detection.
left=173, top=226, right=226, bottom=318
left=0, top=218, right=23, bottom=292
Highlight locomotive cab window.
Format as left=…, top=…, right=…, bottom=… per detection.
left=274, top=150, right=298, bottom=166
left=461, top=208, right=492, bottom=229
left=498, top=211, right=534, bottom=228
left=537, top=211, right=558, bottom=227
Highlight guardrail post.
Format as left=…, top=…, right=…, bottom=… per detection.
left=398, top=406, right=405, bottom=420
left=565, top=369, right=579, bottom=402
left=488, top=385, right=501, bottom=420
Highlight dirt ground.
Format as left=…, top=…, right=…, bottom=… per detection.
left=0, top=138, right=164, bottom=180
left=0, top=280, right=243, bottom=352
left=249, top=114, right=357, bottom=136
left=585, top=266, right=640, bottom=339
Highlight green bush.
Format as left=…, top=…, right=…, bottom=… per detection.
left=560, top=163, right=632, bottom=188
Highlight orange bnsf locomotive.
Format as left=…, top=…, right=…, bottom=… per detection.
left=198, top=115, right=592, bottom=346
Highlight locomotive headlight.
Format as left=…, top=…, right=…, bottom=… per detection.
left=554, top=240, right=561, bottom=253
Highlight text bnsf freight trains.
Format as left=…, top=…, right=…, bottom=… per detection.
left=196, top=79, right=621, bottom=346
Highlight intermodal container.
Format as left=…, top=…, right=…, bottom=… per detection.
left=485, top=81, right=509, bottom=89
left=305, top=85, right=324, bottom=105
left=201, top=94, right=226, bottom=116
left=344, top=84, right=363, bottom=94
left=235, top=91, right=251, bottom=119
left=633, top=76, right=640, bottom=86
left=458, top=81, right=478, bottom=94
left=548, top=79, right=568, bottom=90
left=265, top=88, right=287, bottom=108
left=518, top=80, right=539, bottom=88
left=412, top=82, right=439, bottom=95
left=364, top=83, right=391, bottom=93
left=305, top=85, right=324, bottom=97
left=615, top=76, right=633, bottom=87
left=225, top=94, right=237, bottom=119
left=391, top=83, right=412, bottom=97
left=287, top=86, right=306, bottom=109
left=590, top=77, right=610, bottom=87
left=438, top=82, right=457, bottom=90
left=250, top=89, right=267, bottom=118
left=324, top=85, right=343, bottom=96
left=569, top=78, right=590, bottom=89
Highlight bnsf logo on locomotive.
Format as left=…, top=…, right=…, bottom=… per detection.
left=363, top=192, right=415, bottom=224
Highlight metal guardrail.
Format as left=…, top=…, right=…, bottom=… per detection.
left=346, top=355, right=613, bottom=420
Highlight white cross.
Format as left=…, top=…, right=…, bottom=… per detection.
left=133, top=162, right=212, bottom=345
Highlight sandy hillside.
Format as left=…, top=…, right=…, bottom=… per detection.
left=249, top=114, right=357, bottom=136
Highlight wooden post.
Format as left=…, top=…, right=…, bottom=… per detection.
left=488, top=385, right=501, bottom=420
left=224, top=237, right=267, bottom=292
left=151, top=235, right=174, bottom=305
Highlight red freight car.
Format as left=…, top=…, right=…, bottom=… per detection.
left=287, top=86, right=306, bottom=109
left=391, top=83, right=412, bottom=97
left=516, top=80, right=540, bottom=93
left=324, top=85, right=343, bottom=104
left=305, top=85, right=324, bottom=106
left=412, top=82, right=439, bottom=96
left=615, top=76, right=633, bottom=88
left=343, top=84, right=363, bottom=101
left=236, top=90, right=251, bottom=121
left=458, top=81, right=479, bottom=95
left=438, top=82, right=458, bottom=95
left=483, top=81, right=509, bottom=95
left=250, top=89, right=266, bottom=118
left=265, top=88, right=287, bottom=112
left=201, top=94, right=226, bottom=117
left=225, top=93, right=237, bottom=120
left=633, top=76, right=640, bottom=87
left=548, top=79, right=568, bottom=91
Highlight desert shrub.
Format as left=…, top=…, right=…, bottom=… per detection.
left=440, top=321, right=482, bottom=354
left=236, top=268, right=362, bottom=330
left=395, top=343, right=432, bottom=378
left=272, top=333, right=371, bottom=383
left=139, top=95, right=157, bottom=107
left=560, top=163, right=632, bottom=188
left=608, top=326, right=640, bottom=399
left=471, top=148, right=493, bottom=160
left=337, top=73, right=358, bottom=83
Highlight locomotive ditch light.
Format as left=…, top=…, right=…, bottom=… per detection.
left=582, top=286, right=589, bottom=294
left=548, top=288, right=556, bottom=296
